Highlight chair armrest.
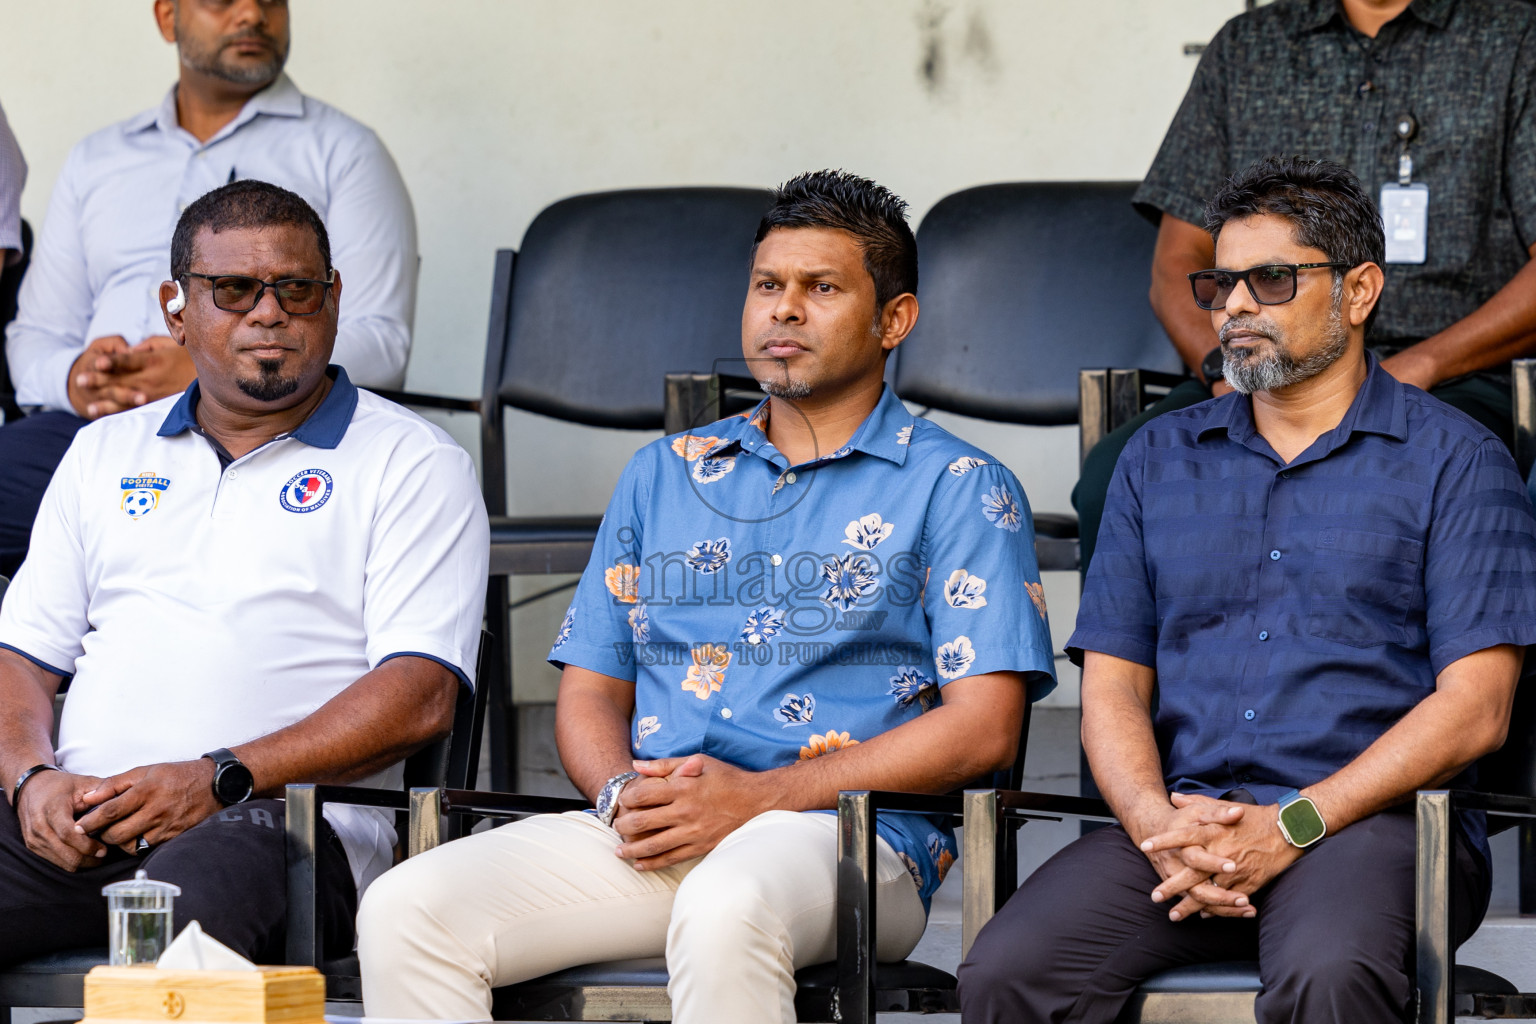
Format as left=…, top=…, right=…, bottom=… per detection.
left=363, top=388, right=481, bottom=414
left=960, top=789, right=1115, bottom=958
left=834, top=789, right=968, bottom=1024
left=284, top=783, right=411, bottom=967
left=441, top=788, right=591, bottom=818
left=401, top=786, right=593, bottom=859
left=995, top=789, right=1114, bottom=821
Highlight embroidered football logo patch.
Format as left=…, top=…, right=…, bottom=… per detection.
left=120, top=472, right=170, bottom=519
left=280, top=469, right=333, bottom=513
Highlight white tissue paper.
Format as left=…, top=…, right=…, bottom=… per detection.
left=154, top=920, right=259, bottom=971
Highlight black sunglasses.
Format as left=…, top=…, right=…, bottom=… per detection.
left=182, top=271, right=336, bottom=316
left=1187, top=263, right=1351, bottom=311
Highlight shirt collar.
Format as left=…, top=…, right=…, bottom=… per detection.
left=1286, top=0, right=1452, bottom=38
left=718, top=385, right=915, bottom=467
left=125, top=73, right=305, bottom=140
left=1196, top=351, right=1407, bottom=450
left=157, top=364, right=359, bottom=450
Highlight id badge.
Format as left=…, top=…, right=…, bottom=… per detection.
left=1380, top=183, right=1429, bottom=264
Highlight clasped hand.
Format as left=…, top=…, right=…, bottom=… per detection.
left=16, top=760, right=221, bottom=871
left=611, top=753, right=770, bottom=872
left=68, top=335, right=197, bottom=419
left=1136, top=792, right=1301, bottom=922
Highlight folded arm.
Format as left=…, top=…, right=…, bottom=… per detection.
left=1382, top=244, right=1536, bottom=389
left=1081, top=650, right=1251, bottom=919
left=73, top=655, right=459, bottom=849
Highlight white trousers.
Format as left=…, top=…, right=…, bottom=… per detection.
left=357, top=809, right=928, bottom=1023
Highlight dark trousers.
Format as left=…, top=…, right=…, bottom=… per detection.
left=0, top=411, right=87, bottom=577
left=0, top=795, right=356, bottom=966
left=956, top=812, right=1490, bottom=1024
left=1071, top=373, right=1514, bottom=574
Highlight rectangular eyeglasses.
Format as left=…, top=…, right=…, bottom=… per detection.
left=1188, top=263, right=1350, bottom=311
left=182, top=271, right=336, bottom=316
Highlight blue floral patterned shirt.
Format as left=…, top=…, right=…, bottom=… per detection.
left=549, top=386, right=1057, bottom=908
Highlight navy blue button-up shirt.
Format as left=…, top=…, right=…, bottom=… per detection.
left=551, top=387, right=1057, bottom=908
left=1070, top=355, right=1536, bottom=861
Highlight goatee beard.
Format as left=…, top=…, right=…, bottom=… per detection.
left=236, top=358, right=301, bottom=402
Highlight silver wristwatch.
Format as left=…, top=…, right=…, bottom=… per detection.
left=595, top=771, right=640, bottom=827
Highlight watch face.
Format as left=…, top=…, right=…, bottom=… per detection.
left=215, top=762, right=254, bottom=805
left=1280, top=798, right=1326, bottom=847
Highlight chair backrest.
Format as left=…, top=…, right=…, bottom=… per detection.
left=401, top=630, right=492, bottom=791
left=1475, top=652, right=1536, bottom=802
left=0, top=220, right=32, bottom=422
left=895, top=183, right=1182, bottom=426
left=486, top=188, right=774, bottom=431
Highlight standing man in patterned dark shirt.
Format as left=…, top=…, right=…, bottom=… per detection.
left=356, top=171, right=1057, bottom=1024
left=959, top=157, right=1536, bottom=1024
left=1074, top=0, right=1536, bottom=571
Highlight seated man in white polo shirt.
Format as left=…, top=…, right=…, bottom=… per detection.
left=0, top=179, right=486, bottom=964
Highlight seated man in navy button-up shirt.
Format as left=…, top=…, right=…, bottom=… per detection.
left=959, top=156, right=1536, bottom=1024
left=357, top=171, right=1058, bottom=1024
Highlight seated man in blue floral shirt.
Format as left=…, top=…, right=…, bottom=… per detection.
left=357, top=170, right=1057, bottom=1023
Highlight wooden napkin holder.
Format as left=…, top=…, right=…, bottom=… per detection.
left=79, top=966, right=325, bottom=1024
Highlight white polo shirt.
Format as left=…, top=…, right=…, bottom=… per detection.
left=0, top=367, right=489, bottom=893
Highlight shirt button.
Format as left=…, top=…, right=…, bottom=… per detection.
left=784, top=472, right=797, bottom=484
left=1244, top=709, right=1256, bottom=721
left=1269, top=549, right=1281, bottom=560
left=227, top=469, right=238, bottom=481
left=1280, top=471, right=1290, bottom=479
left=770, top=554, right=783, bottom=567
left=1259, top=630, right=1269, bottom=641
left=721, top=708, right=732, bottom=719
left=1364, top=121, right=1377, bottom=133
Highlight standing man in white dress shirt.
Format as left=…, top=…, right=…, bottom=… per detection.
left=0, top=0, right=417, bottom=574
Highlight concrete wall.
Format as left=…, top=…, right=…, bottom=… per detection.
left=0, top=0, right=1244, bottom=701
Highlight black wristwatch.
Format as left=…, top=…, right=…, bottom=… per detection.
left=202, top=748, right=254, bottom=806
left=1200, top=346, right=1226, bottom=388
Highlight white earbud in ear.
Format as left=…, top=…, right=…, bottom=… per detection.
left=166, top=281, right=186, bottom=314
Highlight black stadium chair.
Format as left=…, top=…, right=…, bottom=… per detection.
left=0, top=219, right=33, bottom=423
left=893, top=182, right=1184, bottom=572
left=373, top=188, right=774, bottom=792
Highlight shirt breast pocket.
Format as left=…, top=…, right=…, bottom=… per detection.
left=1305, top=528, right=1423, bottom=648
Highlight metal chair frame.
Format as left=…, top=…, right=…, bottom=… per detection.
left=399, top=790, right=963, bottom=1023
left=961, top=784, right=1536, bottom=1023
left=387, top=702, right=1035, bottom=1023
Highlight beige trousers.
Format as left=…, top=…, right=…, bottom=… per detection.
left=357, top=809, right=928, bottom=1023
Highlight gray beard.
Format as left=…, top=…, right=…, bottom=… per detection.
left=178, top=34, right=287, bottom=87
left=237, top=359, right=301, bottom=402
left=1220, top=303, right=1348, bottom=395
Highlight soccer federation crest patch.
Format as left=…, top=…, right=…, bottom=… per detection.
left=120, top=472, right=170, bottom=519
left=281, top=469, right=333, bottom=514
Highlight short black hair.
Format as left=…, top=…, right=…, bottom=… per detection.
left=170, top=179, right=331, bottom=280
left=751, top=170, right=918, bottom=310
left=1205, top=156, right=1384, bottom=333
